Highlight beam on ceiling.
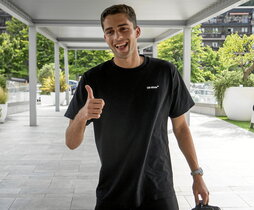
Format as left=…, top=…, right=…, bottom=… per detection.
left=36, top=27, right=66, bottom=49
left=58, top=37, right=154, bottom=43
left=36, top=27, right=57, bottom=42
left=0, top=0, right=33, bottom=26
left=154, top=29, right=182, bottom=43
left=187, top=0, right=250, bottom=26
left=68, top=46, right=109, bottom=50
left=138, top=20, right=185, bottom=28
left=33, top=19, right=185, bottom=28
left=33, top=19, right=100, bottom=27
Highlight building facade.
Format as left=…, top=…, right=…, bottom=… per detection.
left=0, top=9, right=11, bottom=34
left=201, top=7, right=254, bottom=50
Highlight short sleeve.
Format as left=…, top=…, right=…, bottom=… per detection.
left=168, top=66, right=195, bottom=118
left=64, top=74, right=93, bottom=125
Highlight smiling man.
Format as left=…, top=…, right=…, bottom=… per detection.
left=65, top=4, right=209, bottom=210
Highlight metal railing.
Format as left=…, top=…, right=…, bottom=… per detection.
left=7, top=80, right=29, bottom=103
left=190, top=82, right=217, bottom=104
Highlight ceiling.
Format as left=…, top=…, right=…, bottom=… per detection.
left=0, top=0, right=250, bottom=50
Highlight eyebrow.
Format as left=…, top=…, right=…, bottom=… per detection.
left=104, top=23, right=129, bottom=32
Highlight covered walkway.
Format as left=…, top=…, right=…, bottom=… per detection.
left=0, top=106, right=254, bottom=210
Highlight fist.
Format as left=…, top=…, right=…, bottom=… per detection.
left=82, top=85, right=105, bottom=120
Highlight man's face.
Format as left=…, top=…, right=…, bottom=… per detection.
left=103, top=13, right=140, bottom=59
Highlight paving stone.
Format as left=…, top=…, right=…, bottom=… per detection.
left=1, top=106, right=254, bottom=210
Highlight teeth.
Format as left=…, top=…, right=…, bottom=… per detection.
left=116, top=43, right=127, bottom=48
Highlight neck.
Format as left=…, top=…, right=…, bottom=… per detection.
left=113, top=53, right=143, bottom=69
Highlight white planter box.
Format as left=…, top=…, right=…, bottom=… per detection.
left=51, top=92, right=66, bottom=105
left=40, top=92, right=65, bottom=105
left=223, top=87, right=254, bottom=121
left=40, top=94, right=53, bottom=105
left=0, top=103, right=8, bottom=123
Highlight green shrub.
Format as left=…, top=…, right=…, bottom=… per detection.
left=0, top=87, right=8, bottom=104
left=213, top=70, right=254, bottom=107
left=38, top=63, right=54, bottom=84
left=0, top=75, right=7, bottom=90
left=40, top=71, right=69, bottom=93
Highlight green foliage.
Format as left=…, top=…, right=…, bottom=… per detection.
left=218, top=33, right=254, bottom=73
left=68, top=50, right=113, bottom=78
left=0, top=87, right=8, bottom=104
left=40, top=71, right=69, bottom=93
left=38, top=63, right=54, bottom=84
left=213, top=70, right=254, bottom=107
left=158, top=25, right=208, bottom=82
left=200, top=45, right=224, bottom=80
left=213, top=33, right=254, bottom=107
left=1, top=17, right=112, bottom=80
left=0, top=75, right=7, bottom=90
left=37, top=34, right=54, bottom=70
left=5, top=17, right=29, bottom=78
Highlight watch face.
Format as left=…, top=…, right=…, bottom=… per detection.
left=191, top=168, right=203, bottom=176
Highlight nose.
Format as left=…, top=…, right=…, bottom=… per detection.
left=115, top=31, right=123, bottom=40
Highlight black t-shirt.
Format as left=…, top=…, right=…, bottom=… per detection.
left=65, top=56, right=194, bottom=208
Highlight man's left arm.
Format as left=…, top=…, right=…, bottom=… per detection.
left=171, top=114, right=209, bottom=205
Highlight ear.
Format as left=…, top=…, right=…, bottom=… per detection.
left=135, top=26, right=141, bottom=38
left=104, top=34, right=106, bottom=40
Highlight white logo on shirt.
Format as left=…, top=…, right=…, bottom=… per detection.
left=146, top=85, right=159, bottom=89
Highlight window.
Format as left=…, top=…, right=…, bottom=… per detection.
left=212, top=28, right=218, bottom=33
left=212, top=42, right=218, bottom=48
left=209, top=18, right=217, bottom=24
left=241, top=27, right=248, bottom=33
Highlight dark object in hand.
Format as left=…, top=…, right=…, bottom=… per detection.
left=192, top=203, right=221, bottom=210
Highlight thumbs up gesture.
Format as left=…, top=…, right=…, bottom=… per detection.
left=81, top=85, right=105, bottom=120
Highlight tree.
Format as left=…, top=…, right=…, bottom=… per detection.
left=218, top=33, right=254, bottom=81
left=68, top=50, right=113, bottom=79
left=5, top=17, right=29, bottom=78
left=0, top=33, right=14, bottom=76
left=158, top=25, right=206, bottom=82
left=2, top=17, right=112, bottom=80
left=199, top=45, right=224, bottom=81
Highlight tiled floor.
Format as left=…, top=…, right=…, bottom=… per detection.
left=0, top=105, right=254, bottom=210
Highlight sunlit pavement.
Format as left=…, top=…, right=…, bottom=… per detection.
left=0, top=105, right=254, bottom=210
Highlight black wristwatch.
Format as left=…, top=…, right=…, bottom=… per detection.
left=191, top=167, right=203, bottom=176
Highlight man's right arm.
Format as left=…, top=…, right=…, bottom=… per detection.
left=65, top=85, right=105, bottom=150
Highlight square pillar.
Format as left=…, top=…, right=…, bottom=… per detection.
left=152, top=43, right=158, bottom=58
left=64, top=48, right=70, bottom=105
left=183, top=27, right=192, bottom=125
left=54, top=42, right=60, bottom=112
left=28, top=26, right=37, bottom=126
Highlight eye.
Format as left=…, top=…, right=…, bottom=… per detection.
left=120, top=27, right=129, bottom=32
left=105, top=30, right=114, bottom=35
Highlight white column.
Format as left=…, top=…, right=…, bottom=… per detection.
left=183, top=27, right=192, bottom=125
left=54, top=42, right=60, bottom=112
left=152, top=43, right=158, bottom=58
left=64, top=48, right=70, bottom=105
left=139, top=48, right=144, bottom=54
left=29, top=26, right=37, bottom=126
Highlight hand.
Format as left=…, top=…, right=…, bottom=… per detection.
left=192, top=176, right=209, bottom=205
left=80, top=85, right=105, bottom=121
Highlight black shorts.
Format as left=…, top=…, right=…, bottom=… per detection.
left=95, top=195, right=179, bottom=210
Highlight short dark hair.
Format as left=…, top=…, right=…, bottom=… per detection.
left=100, top=4, right=137, bottom=30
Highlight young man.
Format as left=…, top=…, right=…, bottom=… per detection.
left=65, top=4, right=209, bottom=210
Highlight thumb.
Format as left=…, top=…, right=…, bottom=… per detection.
left=85, top=85, right=94, bottom=99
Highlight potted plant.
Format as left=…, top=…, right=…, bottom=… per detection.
left=0, top=75, right=8, bottom=122
left=213, top=34, right=254, bottom=121
left=40, top=71, right=69, bottom=105
left=38, top=63, right=69, bottom=105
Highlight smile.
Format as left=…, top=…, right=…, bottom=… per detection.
left=115, top=42, right=128, bottom=49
